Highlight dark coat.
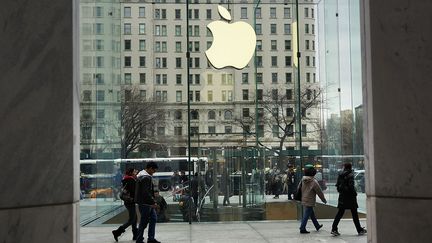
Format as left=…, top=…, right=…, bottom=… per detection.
left=336, top=170, right=358, bottom=209
left=122, top=175, right=136, bottom=205
left=135, top=171, right=156, bottom=205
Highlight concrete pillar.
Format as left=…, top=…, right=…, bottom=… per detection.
left=361, top=0, right=432, bottom=242
left=0, top=0, right=79, bottom=242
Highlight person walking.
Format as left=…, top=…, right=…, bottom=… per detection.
left=331, top=163, right=367, bottom=236
left=112, top=168, right=138, bottom=241
left=135, top=162, right=161, bottom=243
left=299, top=165, right=327, bottom=234
left=287, top=164, right=296, bottom=200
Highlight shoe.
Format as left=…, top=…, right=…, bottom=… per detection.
left=112, top=230, right=119, bottom=242
left=358, top=228, right=367, bottom=235
left=331, top=229, right=340, bottom=236
left=316, top=224, right=323, bottom=231
left=147, top=239, right=161, bottom=243
left=300, top=230, right=310, bottom=234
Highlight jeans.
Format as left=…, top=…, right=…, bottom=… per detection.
left=136, top=204, right=157, bottom=243
left=300, top=206, right=321, bottom=231
left=121, top=204, right=137, bottom=235
left=332, top=207, right=362, bottom=232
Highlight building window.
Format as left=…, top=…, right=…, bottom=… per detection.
left=191, top=110, right=199, bottom=120
left=208, top=110, right=216, bottom=120
left=206, top=9, right=212, bottom=19
left=225, top=126, right=232, bottom=134
left=139, top=56, right=146, bottom=67
left=284, top=7, right=291, bottom=18
left=140, top=73, right=146, bottom=84
left=285, top=56, right=292, bottom=66
left=301, top=124, right=307, bottom=136
left=139, top=23, right=145, bottom=34
left=272, top=89, right=278, bottom=100
left=139, top=40, right=146, bottom=51
left=139, top=7, right=145, bottom=17
left=140, top=90, right=146, bottom=99
left=176, top=74, right=182, bottom=84
left=256, top=56, right=262, bottom=67
left=242, top=89, right=249, bottom=100
left=286, top=73, right=292, bottom=83
left=305, top=24, right=309, bottom=34
left=241, top=7, right=247, bottom=18
left=255, top=24, right=262, bottom=35
left=304, top=7, right=309, bottom=18
left=286, top=107, right=294, bottom=117
left=175, top=25, right=181, bottom=36
left=208, top=126, right=216, bottom=134
left=242, top=73, right=249, bottom=83
left=272, top=125, right=279, bottom=137
left=243, top=108, right=250, bottom=118
left=256, top=73, right=263, bottom=83
left=124, top=7, right=131, bottom=17
left=175, top=9, right=181, bottom=19
left=124, top=56, right=131, bottom=67
left=270, top=24, right=277, bottom=34
left=285, top=40, right=291, bottom=50
left=124, top=39, right=131, bottom=50
left=176, top=58, right=182, bottom=68
left=195, top=91, right=200, bottom=102
left=284, top=24, right=291, bottom=35
left=306, top=73, right=311, bottom=83
left=271, top=40, right=277, bottom=50
left=124, top=73, right=132, bottom=84
left=96, top=109, right=105, bottom=119
left=176, top=91, right=182, bottom=102
left=256, top=40, right=262, bottom=51
left=271, top=56, right=277, bottom=67
left=257, top=89, right=263, bottom=101
left=271, top=73, right=278, bottom=83
left=255, top=8, right=261, bottom=19
left=286, top=89, right=293, bottom=100
left=175, top=110, right=182, bottom=120
left=207, top=90, right=213, bottom=102
left=174, top=127, right=182, bottom=136
left=270, top=7, right=277, bottom=18
left=257, top=125, right=264, bottom=137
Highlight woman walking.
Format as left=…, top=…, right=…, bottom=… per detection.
left=331, top=163, right=367, bottom=236
left=299, top=165, right=327, bottom=234
left=112, top=168, right=138, bottom=241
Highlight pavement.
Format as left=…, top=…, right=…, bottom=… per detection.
left=80, top=219, right=367, bottom=243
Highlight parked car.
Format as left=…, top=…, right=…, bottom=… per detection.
left=354, top=170, right=365, bottom=193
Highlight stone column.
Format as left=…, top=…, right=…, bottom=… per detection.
left=361, top=0, right=432, bottom=242
left=0, top=0, right=79, bottom=242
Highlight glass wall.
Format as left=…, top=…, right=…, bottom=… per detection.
left=78, top=0, right=365, bottom=225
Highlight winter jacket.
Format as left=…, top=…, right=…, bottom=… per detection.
left=300, top=176, right=326, bottom=207
left=122, top=175, right=136, bottom=205
left=135, top=170, right=156, bottom=205
left=336, top=170, right=358, bottom=209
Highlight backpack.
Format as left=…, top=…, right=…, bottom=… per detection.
left=120, top=182, right=134, bottom=203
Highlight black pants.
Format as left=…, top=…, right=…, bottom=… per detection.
left=332, top=207, right=362, bottom=232
left=121, top=204, right=137, bottom=234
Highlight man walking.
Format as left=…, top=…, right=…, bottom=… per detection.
left=331, top=163, right=367, bottom=236
left=135, top=162, right=161, bottom=243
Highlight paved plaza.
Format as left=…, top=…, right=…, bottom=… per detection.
left=81, top=219, right=367, bottom=243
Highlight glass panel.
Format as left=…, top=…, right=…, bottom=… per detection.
left=78, top=0, right=365, bottom=226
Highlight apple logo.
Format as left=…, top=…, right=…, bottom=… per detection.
left=205, top=5, right=256, bottom=69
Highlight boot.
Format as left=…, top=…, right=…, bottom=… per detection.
left=112, top=226, right=125, bottom=242
left=132, top=227, right=138, bottom=240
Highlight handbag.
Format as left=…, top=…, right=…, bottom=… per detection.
left=294, top=181, right=302, bottom=201
left=119, top=183, right=134, bottom=203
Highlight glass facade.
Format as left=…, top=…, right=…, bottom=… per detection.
left=79, top=0, right=365, bottom=225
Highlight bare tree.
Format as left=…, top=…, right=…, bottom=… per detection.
left=233, top=85, right=322, bottom=166
left=120, top=88, right=167, bottom=158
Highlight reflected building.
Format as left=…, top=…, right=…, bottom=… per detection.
left=79, top=0, right=321, bottom=159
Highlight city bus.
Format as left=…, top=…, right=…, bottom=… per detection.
left=114, top=157, right=208, bottom=191
left=79, top=159, right=118, bottom=199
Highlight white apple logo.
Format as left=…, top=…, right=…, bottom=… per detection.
left=205, top=5, right=256, bottom=69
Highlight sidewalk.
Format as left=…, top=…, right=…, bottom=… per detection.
left=81, top=219, right=367, bottom=243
